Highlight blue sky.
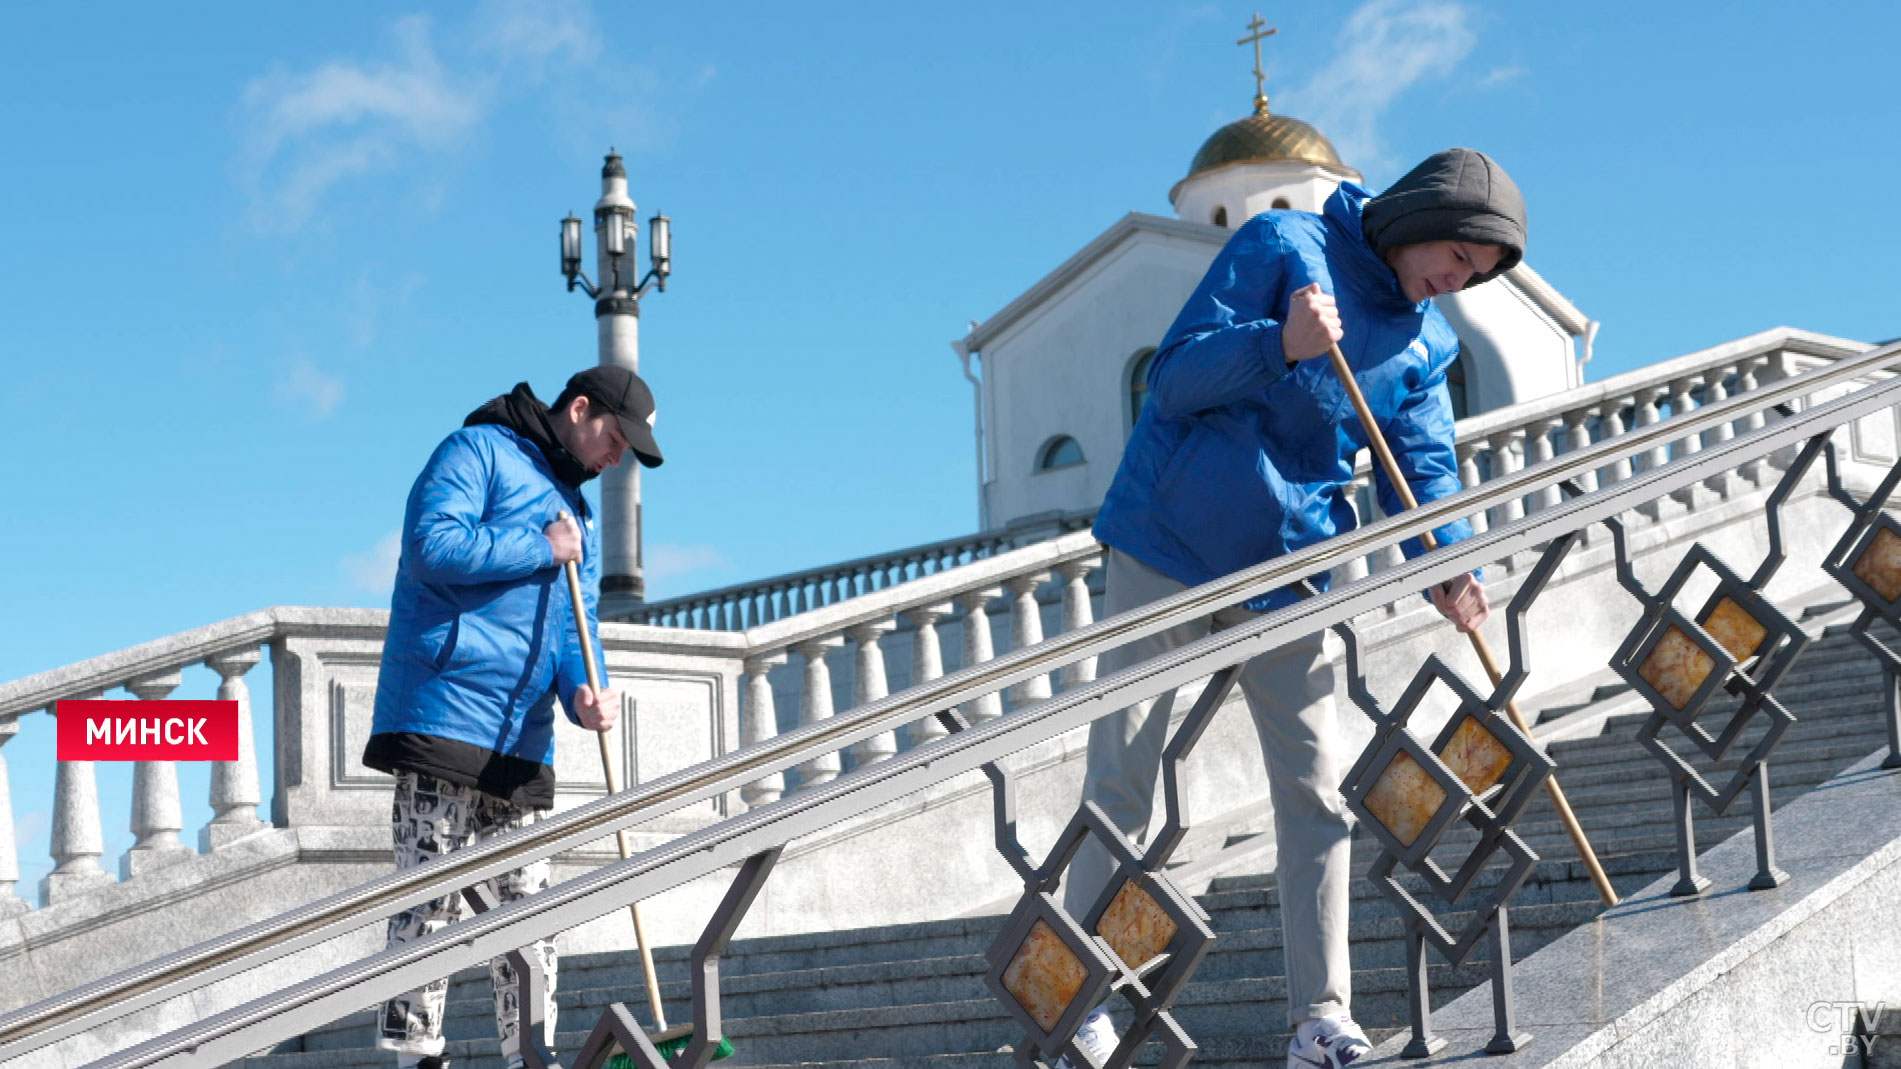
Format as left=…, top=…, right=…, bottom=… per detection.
left=2, top=1, right=1898, bottom=897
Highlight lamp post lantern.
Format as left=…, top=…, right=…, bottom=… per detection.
left=560, top=149, right=672, bottom=608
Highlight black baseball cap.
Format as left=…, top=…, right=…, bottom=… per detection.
left=566, top=365, right=664, bottom=468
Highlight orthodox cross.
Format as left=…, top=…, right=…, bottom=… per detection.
left=1237, top=13, right=1277, bottom=112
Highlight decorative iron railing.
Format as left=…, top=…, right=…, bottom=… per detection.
left=4, top=336, right=1901, bottom=1069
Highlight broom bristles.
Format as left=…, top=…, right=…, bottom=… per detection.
left=601, top=1030, right=736, bottom=1067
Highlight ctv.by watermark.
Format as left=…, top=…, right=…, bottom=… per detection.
left=1809, top=1000, right=1888, bottom=1057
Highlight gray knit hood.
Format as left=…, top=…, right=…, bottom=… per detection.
left=1361, top=148, right=1525, bottom=287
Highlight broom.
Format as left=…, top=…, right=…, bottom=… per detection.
left=1319, top=344, right=1619, bottom=907
left=558, top=510, right=735, bottom=1063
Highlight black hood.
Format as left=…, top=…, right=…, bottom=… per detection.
left=1362, top=147, right=1526, bottom=287
left=463, top=382, right=597, bottom=489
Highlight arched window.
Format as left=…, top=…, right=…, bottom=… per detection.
left=1037, top=435, right=1085, bottom=471
left=1128, top=347, right=1156, bottom=430
left=1271, top=197, right=1291, bottom=210
left=1212, top=206, right=1228, bottom=227
left=1446, top=347, right=1470, bottom=421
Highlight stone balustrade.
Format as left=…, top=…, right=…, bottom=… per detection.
left=625, top=526, right=1051, bottom=630
left=732, top=530, right=1104, bottom=795
left=0, top=611, right=283, bottom=911
left=1336, top=328, right=1875, bottom=582
left=0, top=531, right=1107, bottom=912
left=0, top=329, right=1883, bottom=917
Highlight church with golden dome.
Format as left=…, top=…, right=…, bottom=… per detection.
left=952, top=17, right=1594, bottom=533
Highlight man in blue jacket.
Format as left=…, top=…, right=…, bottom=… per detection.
left=363, top=364, right=663, bottom=1069
left=1070, top=149, right=1522, bottom=1069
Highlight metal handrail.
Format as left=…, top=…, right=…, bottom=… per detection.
left=6, top=338, right=1900, bottom=1062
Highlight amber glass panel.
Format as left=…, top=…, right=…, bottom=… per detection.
left=1002, top=919, right=1087, bottom=1032
left=1363, top=751, right=1447, bottom=847
left=1853, top=528, right=1901, bottom=603
left=1638, top=625, right=1715, bottom=710
left=1437, top=716, right=1512, bottom=797
left=1701, top=597, right=1768, bottom=662
left=1096, top=878, right=1179, bottom=971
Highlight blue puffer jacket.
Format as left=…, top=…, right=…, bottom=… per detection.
left=370, top=423, right=604, bottom=768
left=1094, top=182, right=1474, bottom=611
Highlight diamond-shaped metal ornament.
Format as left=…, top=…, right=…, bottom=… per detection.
left=1343, top=657, right=1550, bottom=891
left=984, top=803, right=1210, bottom=1068
left=1615, top=605, right=1736, bottom=727
left=1610, top=545, right=1810, bottom=810
left=985, top=892, right=1117, bottom=1052
left=1826, top=510, right=1901, bottom=623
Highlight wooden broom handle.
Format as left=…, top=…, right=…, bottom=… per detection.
left=558, top=510, right=670, bottom=1030
left=1322, top=346, right=1619, bottom=907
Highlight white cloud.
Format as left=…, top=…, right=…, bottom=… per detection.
left=1279, top=0, right=1477, bottom=177
left=342, top=530, right=404, bottom=594
left=472, top=0, right=600, bottom=76
left=241, top=16, right=483, bottom=230
left=644, top=543, right=729, bottom=583
left=1475, top=64, right=1526, bottom=89
left=276, top=358, right=346, bottom=420
left=239, top=0, right=645, bottom=231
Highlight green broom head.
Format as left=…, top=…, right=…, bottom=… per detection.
left=603, top=1030, right=735, bottom=1067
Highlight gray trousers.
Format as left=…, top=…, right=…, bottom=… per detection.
left=377, top=771, right=558, bottom=1060
left=1063, top=548, right=1354, bottom=1025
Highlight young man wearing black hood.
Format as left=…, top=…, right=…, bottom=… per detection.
left=1071, top=148, right=1527, bottom=1069
left=362, top=365, right=664, bottom=1069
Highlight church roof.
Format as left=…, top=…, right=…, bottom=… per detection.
left=1184, top=97, right=1354, bottom=180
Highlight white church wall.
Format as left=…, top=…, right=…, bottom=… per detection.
left=1437, top=276, right=1580, bottom=411
left=978, top=227, right=1222, bottom=528
left=1170, top=160, right=1352, bottom=226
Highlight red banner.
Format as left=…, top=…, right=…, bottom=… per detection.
left=56, top=700, right=240, bottom=761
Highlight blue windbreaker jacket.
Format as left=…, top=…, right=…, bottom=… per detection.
left=1094, top=182, right=1474, bottom=611
left=370, top=423, right=605, bottom=767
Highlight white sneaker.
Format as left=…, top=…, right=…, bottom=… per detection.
left=1287, top=1014, right=1371, bottom=1068
left=1054, top=1006, right=1119, bottom=1068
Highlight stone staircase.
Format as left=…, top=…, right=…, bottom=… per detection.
left=235, top=613, right=1899, bottom=1069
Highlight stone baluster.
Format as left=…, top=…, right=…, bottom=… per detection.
left=0, top=720, right=24, bottom=915
left=1702, top=367, right=1738, bottom=495
left=903, top=603, right=954, bottom=746
left=1524, top=417, right=1561, bottom=512
left=1333, top=475, right=1373, bottom=586
left=847, top=620, right=899, bottom=768
left=958, top=588, right=1005, bottom=722
left=1056, top=557, right=1100, bottom=687
left=793, top=636, right=847, bottom=788
left=1598, top=400, right=1636, bottom=489
left=1004, top=573, right=1054, bottom=707
left=125, top=671, right=194, bottom=878
left=204, top=647, right=267, bottom=851
left=44, top=698, right=110, bottom=904
left=1760, top=352, right=1805, bottom=470
left=1633, top=387, right=1671, bottom=472
left=1737, top=357, right=1770, bottom=482
left=1455, top=443, right=1489, bottom=536
left=1562, top=408, right=1599, bottom=495
left=739, top=652, right=788, bottom=808
left=1486, top=429, right=1526, bottom=531
left=1668, top=377, right=1707, bottom=507
left=1632, top=387, right=1680, bottom=520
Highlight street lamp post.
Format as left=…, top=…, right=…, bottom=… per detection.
left=561, top=149, right=671, bottom=611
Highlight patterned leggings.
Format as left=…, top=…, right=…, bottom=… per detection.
left=376, top=771, right=558, bottom=1060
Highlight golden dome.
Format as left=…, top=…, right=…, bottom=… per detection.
left=1184, top=97, right=1352, bottom=178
